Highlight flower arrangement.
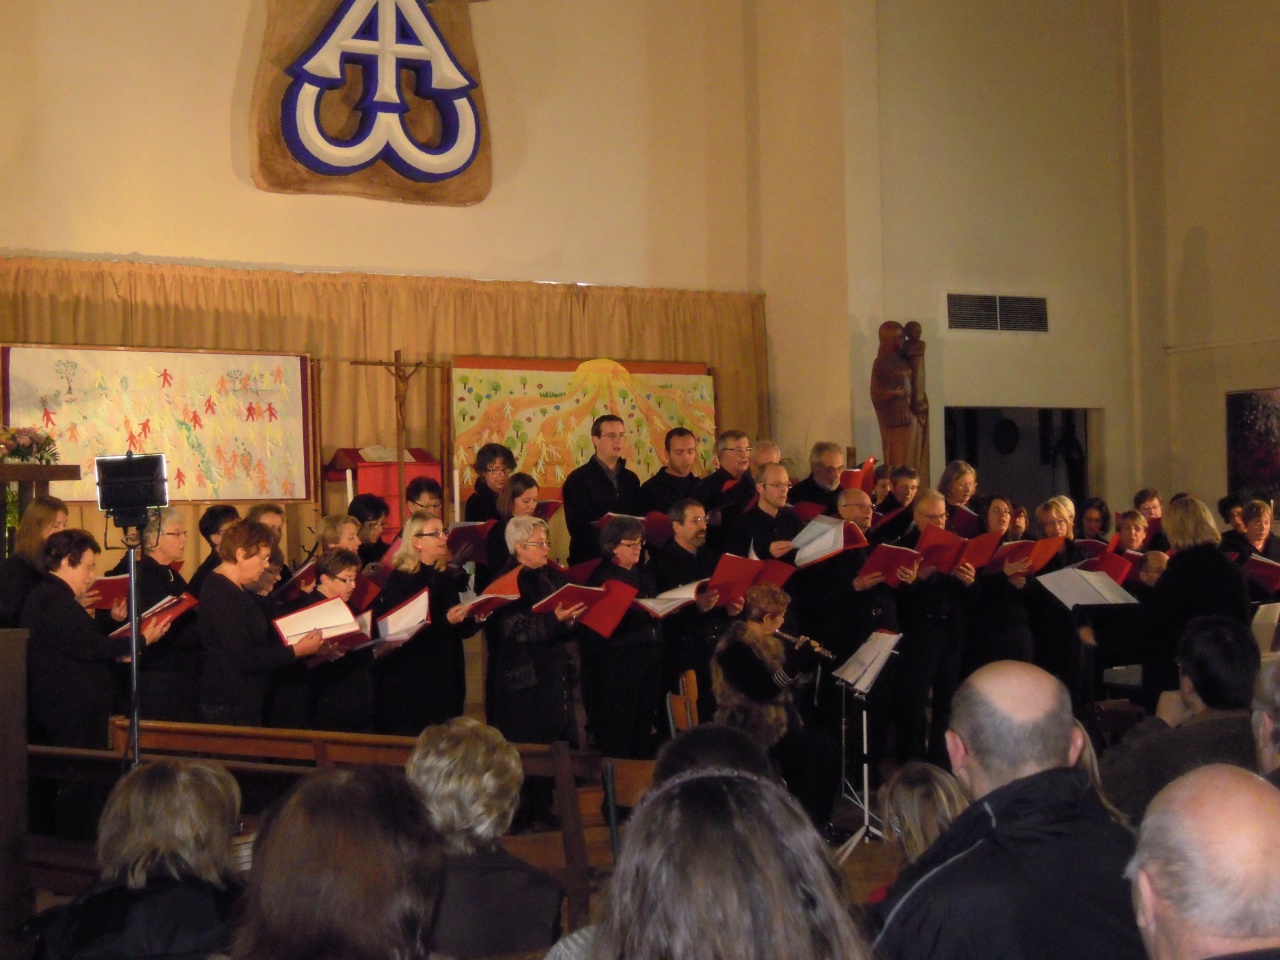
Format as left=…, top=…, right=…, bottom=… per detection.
left=0, top=425, right=59, bottom=464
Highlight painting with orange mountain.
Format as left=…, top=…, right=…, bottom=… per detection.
left=452, top=357, right=717, bottom=495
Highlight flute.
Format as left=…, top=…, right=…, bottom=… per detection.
left=774, top=630, right=837, bottom=661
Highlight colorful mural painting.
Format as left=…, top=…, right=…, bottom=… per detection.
left=2, top=346, right=313, bottom=502
left=451, top=357, right=717, bottom=495
left=1227, top=387, right=1280, bottom=502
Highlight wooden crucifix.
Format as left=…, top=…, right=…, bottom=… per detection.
left=349, top=350, right=448, bottom=518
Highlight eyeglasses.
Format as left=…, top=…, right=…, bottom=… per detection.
left=723, top=446, right=752, bottom=455
left=336, top=575, right=358, bottom=586
left=598, top=432, right=626, bottom=441
left=161, top=530, right=186, bottom=537
left=412, top=500, right=441, bottom=510
left=679, top=516, right=709, bottom=526
left=762, top=482, right=790, bottom=490
left=484, top=466, right=510, bottom=476
left=523, top=540, right=552, bottom=548
left=920, top=512, right=948, bottom=522
left=618, top=538, right=644, bottom=549
left=414, top=530, right=447, bottom=539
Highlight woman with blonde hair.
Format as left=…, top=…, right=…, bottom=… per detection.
left=405, top=717, right=561, bottom=958
left=1025, top=498, right=1094, bottom=703
left=1142, top=496, right=1251, bottom=711
left=35, top=759, right=243, bottom=960
left=316, top=513, right=361, bottom=554
left=0, top=494, right=68, bottom=627
left=372, top=510, right=476, bottom=733
left=866, top=761, right=969, bottom=903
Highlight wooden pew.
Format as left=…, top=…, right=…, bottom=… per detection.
left=25, top=718, right=600, bottom=930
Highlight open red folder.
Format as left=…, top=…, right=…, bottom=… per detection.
left=703, top=553, right=794, bottom=606
left=1245, top=554, right=1280, bottom=595
left=839, top=456, right=877, bottom=493
left=858, top=544, right=922, bottom=588
left=110, top=592, right=198, bottom=640
left=275, top=559, right=317, bottom=602
left=947, top=504, right=981, bottom=538
left=446, top=521, right=496, bottom=560
left=592, top=512, right=675, bottom=548
left=534, top=500, right=562, bottom=521
left=791, top=516, right=869, bottom=568
left=92, top=574, right=131, bottom=610
left=1076, top=549, right=1134, bottom=586
left=549, top=558, right=602, bottom=585
left=916, top=525, right=1003, bottom=576
left=456, top=566, right=522, bottom=618
left=368, top=537, right=402, bottom=587
left=274, top=595, right=367, bottom=648
left=985, top=537, right=1065, bottom=576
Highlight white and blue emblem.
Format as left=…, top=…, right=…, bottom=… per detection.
left=282, top=0, right=480, bottom=182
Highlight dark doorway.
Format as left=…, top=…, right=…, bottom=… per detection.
left=944, top=407, right=1091, bottom=511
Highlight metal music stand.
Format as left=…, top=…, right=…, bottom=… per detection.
left=831, top=631, right=901, bottom=865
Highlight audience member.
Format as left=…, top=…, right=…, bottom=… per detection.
left=1102, top=615, right=1260, bottom=823
left=872, top=661, right=1145, bottom=960
left=405, top=717, right=561, bottom=959
left=230, top=767, right=443, bottom=960
left=34, top=760, right=243, bottom=960
left=1253, top=659, right=1280, bottom=788
left=1126, top=765, right=1280, bottom=960
left=866, top=761, right=969, bottom=904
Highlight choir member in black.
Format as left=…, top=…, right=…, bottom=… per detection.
left=348, top=493, right=392, bottom=567
left=1079, top=496, right=1112, bottom=542
left=1023, top=498, right=1093, bottom=704
left=282, top=548, right=376, bottom=731
left=1115, top=508, right=1147, bottom=554
left=0, top=494, right=68, bottom=628
left=196, top=520, right=330, bottom=726
left=691, top=430, right=756, bottom=551
left=1217, top=493, right=1247, bottom=540
left=804, top=487, right=916, bottom=779
left=373, top=512, right=476, bottom=734
left=711, top=584, right=837, bottom=825
left=1008, top=501, right=1030, bottom=540
left=465, top=443, right=516, bottom=523
left=188, top=504, right=239, bottom=597
left=727, top=462, right=803, bottom=562
left=966, top=495, right=1038, bottom=670
left=1141, top=496, right=1251, bottom=712
left=482, top=515, right=587, bottom=746
left=561, top=415, right=641, bottom=565
left=120, top=507, right=200, bottom=721
left=1134, top=486, right=1171, bottom=551
left=651, top=498, right=740, bottom=718
left=871, top=462, right=894, bottom=508
left=868, top=466, right=918, bottom=545
left=581, top=517, right=664, bottom=758
left=937, top=460, right=979, bottom=534
left=245, top=502, right=291, bottom=581
left=406, top=475, right=446, bottom=520
left=635, top=427, right=701, bottom=516
left=1222, top=499, right=1280, bottom=599
left=891, top=490, right=976, bottom=766
left=787, top=441, right=845, bottom=516
left=23, top=529, right=170, bottom=748
left=316, top=513, right=362, bottom=555
left=476, top=472, right=540, bottom=593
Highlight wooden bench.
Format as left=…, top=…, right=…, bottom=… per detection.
left=25, top=718, right=601, bottom=930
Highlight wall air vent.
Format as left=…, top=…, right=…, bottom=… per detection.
left=947, top=293, right=1048, bottom=333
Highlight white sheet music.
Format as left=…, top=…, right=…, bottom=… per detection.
left=833, top=631, right=901, bottom=695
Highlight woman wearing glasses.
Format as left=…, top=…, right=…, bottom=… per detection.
left=484, top=515, right=588, bottom=747
left=466, top=443, right=517, bottom=523
left=476, top=471, right=541, bottom=593
left=373, top=512, right=477, bottom=734
left=581, top=516, right=664, bottom=758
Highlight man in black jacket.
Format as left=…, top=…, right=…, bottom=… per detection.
left=561, top=415, right=640, bottom=565
left=691, top=430, right=755, bottom=552
left=872, top=660, right=1146, bottom=960
left=787, top=441, right=844, bottom=516
left=636, top=427, right=701, bottom=516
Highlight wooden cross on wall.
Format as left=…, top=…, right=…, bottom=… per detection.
left=348, top=350, right=448, bottom=514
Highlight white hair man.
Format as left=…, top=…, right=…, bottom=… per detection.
left=873, top=661, right=1146, bottom=960
left=1127, top=764, right=1280, bottom=960
left=788, top=441, right=845, bottom=516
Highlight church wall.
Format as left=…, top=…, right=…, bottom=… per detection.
left=1159, top=0, right=1280, bottom=504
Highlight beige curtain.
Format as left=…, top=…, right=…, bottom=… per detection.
left=1, top=256, right=768, bottom=567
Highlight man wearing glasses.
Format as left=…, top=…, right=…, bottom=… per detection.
left=728, top=462, right=803, bottom=564
left=692, top=430, right=758, bottom=551
left=562, top=414, right=641, bottom=565
left=788, top=441, right=846, bottom=517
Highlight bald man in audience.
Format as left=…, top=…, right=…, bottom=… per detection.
left=1127, top=765, right=1280, bottom=960
left=1253, top=660, right=1280, bottom=789
left=873, top=661, right=1145, bottom=960
left=1100, top=615, right=1260, bottom=824
left=788, top=441, right=845, bottom=516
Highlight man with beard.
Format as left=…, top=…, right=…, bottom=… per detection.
left=788, top=441, right=845, bottom=517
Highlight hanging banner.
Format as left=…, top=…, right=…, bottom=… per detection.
left=251, top=0, right=492, bottom=205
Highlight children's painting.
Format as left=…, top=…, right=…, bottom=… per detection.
left=1227, top=388, right=1280, bottom=502
left=452, top=357, right=716, bottom=496
left=2, top=345, right=314, bottom=502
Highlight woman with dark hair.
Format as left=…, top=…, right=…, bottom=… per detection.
left=1079, top=496, right=1112, bottom=542
left=188, top=504, right=239, bottom=597
left=22, top=530, right=170, bottom=748
left=347, top=493, right=392, bottom=566
left=712, top=584, right=836, bottom=824
left=968, top=494, right=1039, bottom=671
left=585, top=769, right=871, bottom=960
left=230, top=767, right=444, bottom=960
left=483, top=515, right=587, bottom=746
left=476, top=471, right=540, bottom=592
left=581, top=516, right=664, bottom=758
left=372, top=512, right=475, bottom=734
left=1, top=494, right=69, bottom=627
left=196, top=520, right=331, bottom=726
left=465, top=443, right=516, bottom=523
left=35, top=760, right=243, bottom=960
